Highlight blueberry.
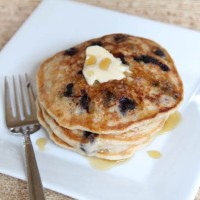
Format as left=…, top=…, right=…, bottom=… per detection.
left=103, top=90, right=115, bottom=106
left=90, top=40, right=103, bottom=46
left=64, top=83, right=74, bottom=97
left=119, top=97, right=136, bottom=115
left=114, top=53, right=128, bottom=65
left=83, top=131, right=98, bottom=143
left=154, top=49, right=165, bottom=57
left=64, top=47, right=78, bottom=56
left=159, top=63, right=170, bottom=71
left=80, top=90, right=90, bottom=112
left=114, top=34, right=128, bottom=43
left=80, top=144, right=87, bottom=153
left=133, top=55, right=170, bottom=71
left=77, top=70, right=83, bottom=75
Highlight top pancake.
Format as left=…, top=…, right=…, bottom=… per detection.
left=36, top=33, right=183, bottom=134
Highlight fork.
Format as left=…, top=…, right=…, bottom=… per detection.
left=5, top=74, right=45, bottom=200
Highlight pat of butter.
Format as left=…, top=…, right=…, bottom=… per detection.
left=83, top=46, right=131, bottom=85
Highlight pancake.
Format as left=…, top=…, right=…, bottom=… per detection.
left=36, top=101, right=74, bottom=150
left=37, top=100, right=167, bottom=160
left=36, top=33, right=183, bottom=160
left=37, top=103, right=165, bottom=160
left=36, top=33, right=183, bottom=134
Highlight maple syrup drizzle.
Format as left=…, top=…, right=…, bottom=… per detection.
left=159, top=111, right=182, bottom=135
left=87, top=112, right=182, bottom=165
left=147, top=150, right=162, bottom=159
left=147, top=111, right=182, bottom=159
left=36, top=138, right=47, bottom=151
left=87, top=157, right=127, bottom=170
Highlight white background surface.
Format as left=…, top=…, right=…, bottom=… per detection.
left=0, top=0, right=200, bottom=199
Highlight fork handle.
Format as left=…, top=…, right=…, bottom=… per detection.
left=23, top=132, right=45, bottom=200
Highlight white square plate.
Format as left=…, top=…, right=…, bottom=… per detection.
left=1, top=0, right=200, bottom=199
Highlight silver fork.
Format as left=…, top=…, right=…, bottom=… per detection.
left=5, top=74, right=45, bottom=200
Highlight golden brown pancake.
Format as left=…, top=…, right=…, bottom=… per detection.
left=37, top=101, right=166, bottom=160
left=37, top=33, right=183, bottom=134
left=36, top=33, right=183, bottom=160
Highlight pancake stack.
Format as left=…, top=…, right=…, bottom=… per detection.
left=36, top=34, right=183, bottom=160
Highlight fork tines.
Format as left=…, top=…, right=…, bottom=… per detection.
left=5, top=74, right=39, bottom=130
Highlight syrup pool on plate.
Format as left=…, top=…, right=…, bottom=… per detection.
left=87, top=157, right=128, bottom=170
left=147, top=150, right=162, bottom=159
left=36, top=138, right=47, bottom=151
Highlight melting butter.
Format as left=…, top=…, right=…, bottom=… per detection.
left=83, top=46, right=131, bottom=85
left=159, top=111, right=182, bottom=135
left=36, top=138, right=47, bottom=151
left=87, top=157, right=128, bottom=170
left=147, top=150, right=162, bottom=159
